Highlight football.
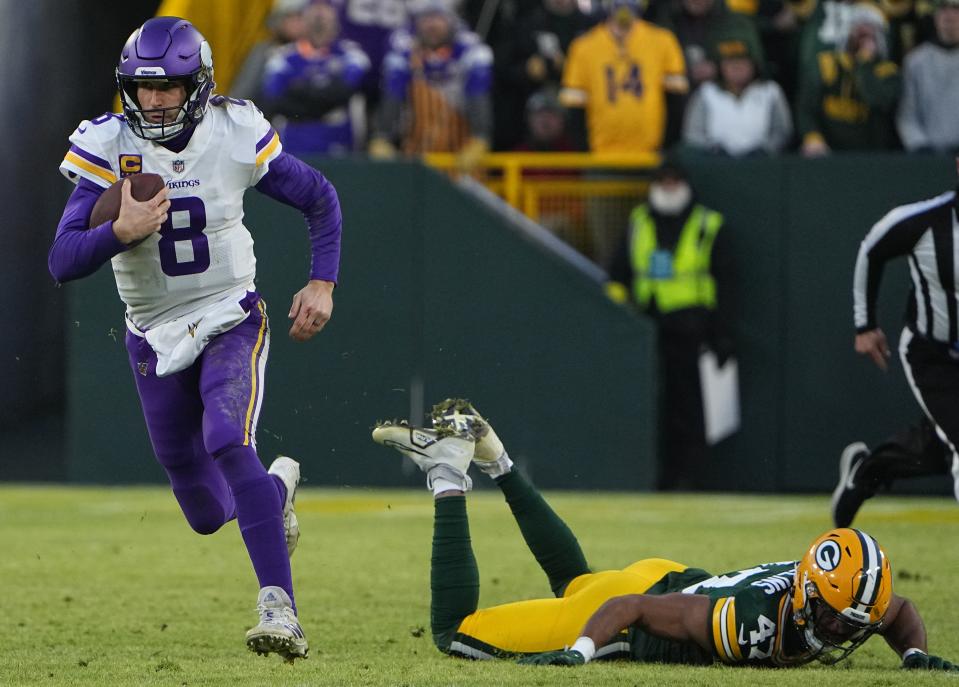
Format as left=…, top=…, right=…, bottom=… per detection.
left=89, top=172, right=166, bottom=228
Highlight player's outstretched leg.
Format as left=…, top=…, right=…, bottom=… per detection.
left=245, top=586, right=309, bottom=663
left=832, top=419, right=950, bottom=527
left=372, top=422, right=480, bottom=651
left=268, top=456, right=301, bottom=557
left=432, top=399, right=590, bottom=597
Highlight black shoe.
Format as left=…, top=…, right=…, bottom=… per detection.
left=831, top=442, right=872, bottom=528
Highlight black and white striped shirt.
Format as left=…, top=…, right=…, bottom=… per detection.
left=854, top=189, right=959, bottom=344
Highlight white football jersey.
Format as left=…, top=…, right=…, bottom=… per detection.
left=60, top=97, right=282, bottom=330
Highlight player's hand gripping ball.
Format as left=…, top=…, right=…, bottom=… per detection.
left=90, top=173, right=167, bottom=248
left=89, top=173, right=166, bottom=227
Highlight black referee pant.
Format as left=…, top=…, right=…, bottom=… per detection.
left=857, top=328, right=959, bottom=500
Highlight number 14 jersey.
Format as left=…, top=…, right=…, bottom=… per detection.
left=59, top=97, right=282, bottom=330
left=562, top=21, right=686, bottom=154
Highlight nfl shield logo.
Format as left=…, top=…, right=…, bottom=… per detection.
left=172, top=159, right=185, bottom=173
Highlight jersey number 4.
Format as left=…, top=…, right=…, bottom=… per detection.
left=158, top=196, right=209, bottom=277
left=604, top=64, right=643, bottom=103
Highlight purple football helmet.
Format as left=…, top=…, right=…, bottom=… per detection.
left=116, top=16, right=215, bottom=141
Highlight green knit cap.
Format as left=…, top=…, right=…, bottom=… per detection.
left=708, top=19, right=766, bottom=73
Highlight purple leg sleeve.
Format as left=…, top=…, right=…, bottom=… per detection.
left=217, top=445, right=294, bottom=609
left=198, top=301, right=294, bottom=608
left=128, top=299, right=295, bottom=609
left=127, top=332, right=236, bottom=534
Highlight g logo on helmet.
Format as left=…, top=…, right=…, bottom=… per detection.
left=815, top=540, right=842, bottom=571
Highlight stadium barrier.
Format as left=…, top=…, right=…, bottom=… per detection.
left=424, top=152, right=658, bottom=261
left=58, top=154, right=956, bottom=495
left=62, top=160, right=659, bottom=490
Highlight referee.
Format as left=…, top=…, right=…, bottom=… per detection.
left=832, top=179, right=959, bottom=527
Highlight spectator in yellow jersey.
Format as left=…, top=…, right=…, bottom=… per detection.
left=560, top=0, right=689, bottom=154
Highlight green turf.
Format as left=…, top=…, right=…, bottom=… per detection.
left=1, top=485, right=957, bottom=686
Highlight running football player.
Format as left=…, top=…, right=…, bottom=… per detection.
left=49, top=17, right=343, bottom=662
left=371, top=399, right=957, bottom=671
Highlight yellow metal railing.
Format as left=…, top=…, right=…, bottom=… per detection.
left=521, top=180, right=649, bottom=220
left=424, top=152, right=660, bottom=262
left=423, top=152, right=660, bottom=209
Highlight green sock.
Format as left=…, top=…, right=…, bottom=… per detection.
left=430, top=495, right=480, bottom=651
left=496, top=469, right=590, bottom=596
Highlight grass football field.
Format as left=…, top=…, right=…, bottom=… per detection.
left=1, top=486, right=957, bottom=686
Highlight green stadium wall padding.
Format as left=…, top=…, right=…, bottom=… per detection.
left=64, top=161, right=659, bottom=489
left=684, top=153, right=954, bottom=495
left=62, top=155, right=956, bottom=493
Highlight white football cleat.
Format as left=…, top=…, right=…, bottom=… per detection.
left=372, top=421, right=474, bottom=491
left=431, top=398, right=512, bottom=476
left=268, top=456, right=300, bottom=557
left=246, top=586, right=308, bottom=663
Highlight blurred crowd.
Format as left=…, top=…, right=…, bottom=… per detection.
left=230, top=0, right=959, bottom=161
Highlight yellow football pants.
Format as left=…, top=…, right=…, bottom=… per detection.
left=455, top=558, right=687, bottom=653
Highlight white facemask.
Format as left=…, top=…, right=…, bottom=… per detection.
left=648, top=181, right=692, bottom=216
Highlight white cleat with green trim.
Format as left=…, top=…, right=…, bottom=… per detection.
left=430, top=398, right=511, bottom=476
left=371, top=421, right=474, bottom=491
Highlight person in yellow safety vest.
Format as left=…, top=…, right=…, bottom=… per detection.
left=606, top=159, right=734, bottom=491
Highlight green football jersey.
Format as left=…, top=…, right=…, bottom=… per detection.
left=627, top=561, right=817, bottom=667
